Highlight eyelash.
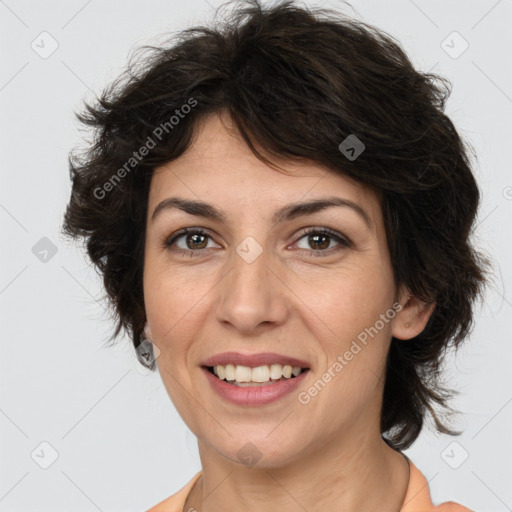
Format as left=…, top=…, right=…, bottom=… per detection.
left=162, top=227, right=352, bottom=257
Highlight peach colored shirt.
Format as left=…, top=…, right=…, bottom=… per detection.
left=146, top=459, right=472, bottom=512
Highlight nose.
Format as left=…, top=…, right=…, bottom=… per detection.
left=215, top=244, right=290, bottom=334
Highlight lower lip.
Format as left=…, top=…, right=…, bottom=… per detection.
left=202, top=367, right=309, bottom=406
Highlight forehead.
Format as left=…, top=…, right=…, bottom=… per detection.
left=148, top=113, right=381, bottom=227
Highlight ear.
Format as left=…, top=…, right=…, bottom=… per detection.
left=391, top=285, right=435, bottom=341
left=143, top=322, right=152, bottom=340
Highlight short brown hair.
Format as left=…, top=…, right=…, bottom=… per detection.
left=61, top=0, right=491, bottom=450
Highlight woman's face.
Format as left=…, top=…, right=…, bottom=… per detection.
left=143, top=112, right=415, bottom=467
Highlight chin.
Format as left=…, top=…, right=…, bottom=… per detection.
left=207, top=432, right=305, bottom=469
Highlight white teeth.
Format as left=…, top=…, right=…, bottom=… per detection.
left=270, top=364, right=282, bottom=380
left=292, top=366, right=301, bottom=377
left=235, top=365, right=252, bottom=382
left=224, top=364, right=236, bottom=381
left=251, top=365, right=270, bottom=382
left=211, top=363, right=306, bottom=383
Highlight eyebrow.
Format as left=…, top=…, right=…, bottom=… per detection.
left=151, top=196, right=372, bottom=229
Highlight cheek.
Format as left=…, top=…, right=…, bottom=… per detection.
left=144, top=250, right=199, bottom=321
left=307, top=311, right=392, bottom=431
left=143, top=260, right=214, bottom=368
left=303, top=265, right=394, bottom=401
left=305, top=262, right=395, bottom=338
left=143, top=266, right=207, bottom=423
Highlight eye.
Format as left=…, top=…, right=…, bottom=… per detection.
left=163, top=226, right=351, bottom=257
left=163, top=228, right=219, bottom=255
left=294, top=227, right=351, bottom=256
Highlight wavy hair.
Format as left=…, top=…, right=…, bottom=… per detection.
left=61, top=0, right=491, bottom=450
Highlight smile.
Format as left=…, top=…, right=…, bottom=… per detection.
left=202, top=365, right=310, bottom=405
left=207, top=363, right=308, bottom=385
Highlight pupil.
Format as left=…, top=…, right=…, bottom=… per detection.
left=188, top=233, right=206, bottom=249
left=310, top=234, right=329, bottom=250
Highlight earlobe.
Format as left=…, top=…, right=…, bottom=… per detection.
left=391, top=290, right=435, bottom=341
left=143, top=322, right=152, bottom=340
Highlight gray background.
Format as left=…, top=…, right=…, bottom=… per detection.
left=0, top=0, right=511, bottom=510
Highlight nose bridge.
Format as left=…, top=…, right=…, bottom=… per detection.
left=216, top=234, right=289, bottom=331
left=228, top=235, right=274, bottom=301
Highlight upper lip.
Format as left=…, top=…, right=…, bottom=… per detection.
left=201, top=351, right=311, bottom=369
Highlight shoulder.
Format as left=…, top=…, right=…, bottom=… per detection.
left=402, top=457, right=473, bottom=512
left=146, top=471, right=202, bottom=512
left=432, top=502, right=473, bottom=512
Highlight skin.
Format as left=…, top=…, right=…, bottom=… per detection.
left=143, top=111, right=435, bottom=512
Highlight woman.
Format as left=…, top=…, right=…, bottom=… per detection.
left=61, top=1, right=490, bottom=510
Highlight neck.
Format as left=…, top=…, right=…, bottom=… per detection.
left=185, top=426, right=410, bottom=512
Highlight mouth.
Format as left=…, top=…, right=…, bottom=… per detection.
left=203, top=364, right=310, bottom=387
